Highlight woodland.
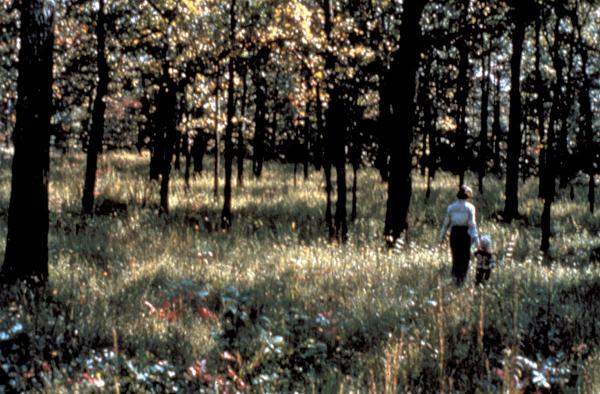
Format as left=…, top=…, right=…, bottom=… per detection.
left=0, top=0, right=599, bottom=392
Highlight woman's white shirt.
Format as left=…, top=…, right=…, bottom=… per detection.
left=438, top=199, right=479, bottom=243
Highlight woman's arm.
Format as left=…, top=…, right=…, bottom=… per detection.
left=468, top=204, right=479, bottom=246
left=438, top=206, right=451, bottom=243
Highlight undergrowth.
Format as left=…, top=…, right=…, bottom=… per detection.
left=0, top=151, right=599, bottom=393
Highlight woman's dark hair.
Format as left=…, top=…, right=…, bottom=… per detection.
left=456, top=185, right=473, bottom=199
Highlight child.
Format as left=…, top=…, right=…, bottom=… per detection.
left=475, top=235, right=496, bottom=285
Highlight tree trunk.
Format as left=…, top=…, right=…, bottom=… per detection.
left=491, top=70, right=502, bottom=175
left=237, top=66, right=248, bottom=188
left=351, top=163, right=358, bottom=222
left=82, top=0, right=108, bottom=215
left=535, top=15, right=546, bottom=198
left=252, top=59, right=267, bottom=178
left=541, top=10, right=565, bottom=253
left=455, top=0, right=470, bottom=187
left=384, top=0, right=426, bottom=243
left=376, top=68, right=390, bottom=182
left=323, top=0, right=347, bottom=242
left=158, top=72, right=178, bottom=214
left=1, top=0, right=54, bottom=287
left=303, top=100, right=310, bottom=180
left=137, top=76, right=151, bottom=152
left=425, top=67, right=437, bottom=199
left=558, top=44, right=575, bottom=190
left=213, top=71, right=220, bottom=199
left=478, top=47, right=490, bottom=194
left=316, top=82, right=333, bottom=237
left=221, top=0, right=237, bottom=229
left=503, top=7, right=526, bottom=223
left=174, top=132, right=181, bottom=171
left=314, top=83, right=324, bottom=171
left=577, top=29, right=595, bottom=213
left=331, top=96, right=348, bottom=242
left=183, top=131, right=191, bottom=190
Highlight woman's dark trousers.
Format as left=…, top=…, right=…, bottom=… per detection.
left=450, top=226, right=471, bottom=286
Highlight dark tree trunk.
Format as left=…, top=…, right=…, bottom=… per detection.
left=82, top=0, right=108, bottom=215
left=303, top=100, right=310, bottom=180
left=330, top=97, right=348, bottom=242
left=1, top=0, right=54, bottom=286
left=316, top=83, right=333, bottom=237
left=191, top=131, right=206, bottom=175
left=237, top=67, right=248, bottom=188
left=384, top=0, right=426, bottom=243
left=149, top=63, right=175, bottom=212
left=323, top=0, right=347, bottom=242
left=576, top=27, right=595, bottom=213
left=376, top=68, right=390, bottom=182
left=137, top=76, right=152, bottom=152
left=491, top=70, right=502, bottom=175
left=535, top=15, right=546, bottom=198
left=417, top=58, right=430, bottom=179
left=174, top=132, right=182, bottom=171
left=158, top=71, right=178, bottom=214
left=314, top=83, right=324, bottom=171
left=541, top=10, right=565, bottom=253
left=478, top=47, right=490, bottom=194
left=351, top=163, right=358, bottom=222
left=425, top=67, right=437, bottom=199
left=252, top=58, right=267, bottom=178
left=149, top=68, right=166, bottom=181
left=582, top=76, right=596, bottom=212
left=221, top=0, right=237, bottom=229
left=558, top=45, right=574, bottom=190
left=455, top=0, right=470, bottom=187
left=213, top=71, right=220, bottom=199
left=503, top=6, right=526, bottom=223
left=183, top=131, right=191, bottom=190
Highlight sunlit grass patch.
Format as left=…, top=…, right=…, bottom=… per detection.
left=0, top=150, right=599, bottom=392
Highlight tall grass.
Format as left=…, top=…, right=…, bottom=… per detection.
left=1, top=150, right=599, bottom=392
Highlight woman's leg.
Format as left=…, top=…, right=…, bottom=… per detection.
left=450, top=227, right=471, bottom=285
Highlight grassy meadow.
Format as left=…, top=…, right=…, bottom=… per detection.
left=1, top=150, right=600, bottom=393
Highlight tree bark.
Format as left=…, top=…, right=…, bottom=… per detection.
left=303, top=98, right=311, bottom=180
left=323, top=0, right=347, bottom=242
left=330, top=96, right=348, bottom=242
left=221, top=0, right=237, bottom=229
left=237, top=66, right=248, bottom=188
left=351, top=163, right=358, bottom=222
left=158, top=69, right=178, bottom=214
left=455, top=0, right=470, bottom=187
left=491, top=69, right=502, bottom=175
left=503, top=6, right=526, bottom=222
left=252, top=53, right=267, bottom=178
left=1, top=0, right=54, bottom=287
left=383, top=0, right=427, bottom=243
left=535, top=15, right=546, bottom=198
left=576, top=24, right=595, bottom=213
left=541, top=9, right=564, bottom=253
left=316, top=82, right=333, bottom=238
left=213, top=71, right=220, bottom=199
left=183, top=131, right=191, bottom=190
left=82, top=0, right=108, bottom=215
left=192, top=131, right=206, bottom=175
left=425, top=64, right=437, bottom=199
left=478, top=47, right=490, bottom=194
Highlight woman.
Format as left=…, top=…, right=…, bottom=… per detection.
left=438, top=185, right=480, bottom=286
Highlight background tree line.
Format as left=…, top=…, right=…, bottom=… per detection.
left=0, top=0, right=598, bottom=288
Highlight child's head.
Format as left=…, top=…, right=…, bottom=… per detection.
left=479, top=235, right=493, bottom=252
